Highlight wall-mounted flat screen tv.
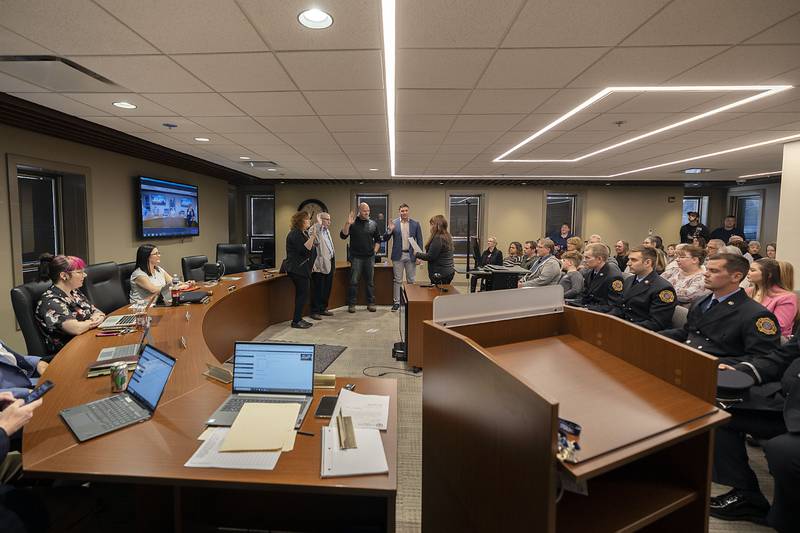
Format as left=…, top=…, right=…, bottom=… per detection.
left=136, top=176, right=199, bottom=239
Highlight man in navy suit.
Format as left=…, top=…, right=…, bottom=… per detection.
left=0, top=340, right=47, bottom=398
left=383, top=204, right=424, bottom=311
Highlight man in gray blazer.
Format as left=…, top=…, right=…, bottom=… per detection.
left=310, top=212, right=336, bottom=320
left=518, top=238, right=562, bottom=288
left=383, top=204, right=424, bottom=311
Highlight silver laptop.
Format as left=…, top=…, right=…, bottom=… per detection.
left=98, top=294, right=156, bottom=330
left=97, top=324, right=153, bottom=361
left=61, top=344, right=176, bottom=442
left=206, top=341, right=315, bottom=429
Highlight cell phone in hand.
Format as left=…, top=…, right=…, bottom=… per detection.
left=24, top=380, right=54, bottom=404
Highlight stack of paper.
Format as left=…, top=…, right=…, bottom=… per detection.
left=185, top=428, right=281, bottom=470
left=330, top=389, right=390, bottom=430
left=320, top=426, right=388, bottom=478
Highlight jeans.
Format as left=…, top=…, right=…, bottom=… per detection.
left=288, top=272, right=309, bottom=323
left=392, top=253, right=416, bottom=304
left=311, top=269, right=334, bottom=314
left=349, top=256, right=375, bottom=305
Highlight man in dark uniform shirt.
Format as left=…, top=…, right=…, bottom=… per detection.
left=567, top=243, right=624, bottom=312
left=679, top=211, right=710, bottom=244
left=710, top=215, right=746, bottom=243
left=609, top=246, right=677, bottom=331
left=659, top=253, right=780, bottom=361
left=711, top=336, right=800, bottom=531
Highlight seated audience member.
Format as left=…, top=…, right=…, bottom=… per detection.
left=662, top=243, right=687, bottom=277
left=566, top=236, right=583, bottom=254
left=666, top=243, right=677, bottom=263
left=614, top=240, right=629, bottom=271
left=746, top=259, right=798, bottom=338
left=680, top=211, right=710, bottom=244
left=712, top=337, right=800, bottom=531
left=569, top=243, right=624, bottom=312
left=603, top=243, right=620, bottom=269
left=692, top=235, right=708, bottom=250
left=642, top=236, right=667, bottom=273
left=35, top=254, right=105, bottom=357
left=724, top=244, right=743, bottom=256
left=471, top=236, right=503, bottom=292
left=729, top=240, right=751, bottom=261
left=130, top=244, right=193, bottom=304
left=778, top=261, right=794, bottom=291
left=610, top=246, right=677, bottom=331
left=706, top=238, right=725, bottom=259
left=520, top=240, right=537, bottom=270
left=549, top=223, right=573, bottom=255
left=588, top=234, right=602, bottom=244
left=0, top=340, right=47, bottom=397
left=710, top=215, right=746, bottom=243
left=659, top=253, right=781, bottom=361
left=766, top=242, right=777, bottom=259
left=414, top=215, right=455, bottom=285
left=518, top=239, right=561, bottom=288
left=662, top=245, right=709, bottom=308
left=503, top=241, right=523, bottom=267
left=559, top=251, right=584, bottom=299
left=748, top=240, right=763, bottom=261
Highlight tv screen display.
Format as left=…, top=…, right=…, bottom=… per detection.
left=137, top=176, right=199, bottom=238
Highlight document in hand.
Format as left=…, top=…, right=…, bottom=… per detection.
left=321, top=426, right=388, bottom=478
left=329, top=389, right=390, bottom=431
left=408, top=236, right=423, bottom=254
left=219, top=403, right=300, bottom=452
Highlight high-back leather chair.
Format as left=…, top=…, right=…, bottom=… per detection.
left=84, top=262, right=129, bottom=314
left=216, top=244, right=247, bottom=274
left=118, top=261, right=136, bottom=299
left=10, top=281, right=52, bottom=355
left=182, top=255, right=208, bottom=282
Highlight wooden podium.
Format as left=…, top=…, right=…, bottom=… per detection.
left=422, top=304, right=729, bottom=532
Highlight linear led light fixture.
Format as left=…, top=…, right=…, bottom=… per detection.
left=381, top=0, right=396, bottom=177
left=494, top=85, right=793, bottom=163
left=738, top=170, right=782, bottom=178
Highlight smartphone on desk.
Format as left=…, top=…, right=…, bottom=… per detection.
left=24, top=380, right=55, bottom=404
left=314, top=395, right=338, bottom=418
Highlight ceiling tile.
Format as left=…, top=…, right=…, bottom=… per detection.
left=84, top=116, right=153, bottom=133
left=222, top=132, right=284, bottom=145
left=569, top=46, right=725, bottom=87
left=0, top=71, right=47, bottom=92
left=503, top=0, right=668, bottom=47
left=256, top=116, right=327, bottom=133
left=321, top=115, right=386, bottom=132
left=670, top=45, right=800, bottom=84
left=278, top=132, right=337, bottom=145
left=609, top=91, right=733, bottom=113
left=0, top=26, right=51, bottom=54
left=172, top=53, right=294, bottom=92
left=342, top=145, right=388, bottom=154
left=451, top=114, right=524, bottom=131
left=397, top=114, right=456, bottom=131
left=398, top=131, right=448, bottom=145
left=443, top=131, right=504, bottom=145
left=188, top=116, right=267, bottom=133
left=68, top=55, right=210, bottom=93
left=304, top=90, right=385, bottom=115
left=461, top=89, right=558, bottom=114
left=144, top=93, right=244, bottom=116
left=126, top=116, right=209, bottom=133
left=278, top=51, right=383, bottom=90
left=512, top=113, right=599, bottom=133
left=95, top=0, right=267, bottom=53
left=535, top=89, right=633, bottom=114
left=332, top=132, right=386, bottom=145
left=238, top=0, right=381, bottom=50
left=64, top=92, right=177, bottom=116
left=398, top=49, right=494, bottom=89
left=164, top=133, right=234, bottom=144
left=622, top=0, right=800, bottom=46
left=397, top=89, right=470, bottom=114
left=1, top=0, right=157, bottom=54
left=223, top=91, right=314, bottom=116
left=398, top=0, right=525, bottom=48
left=746, top=13, right=800, bottom=44
left=702, top=112, right=800, bottom=131
left=478, top=48, right=609, bottom=89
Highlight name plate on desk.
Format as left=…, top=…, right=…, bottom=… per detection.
left=433, top=285, right=564, bottom=327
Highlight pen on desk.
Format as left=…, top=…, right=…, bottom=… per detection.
left=95, top=332, right=119, bottom=337
left=297, top=431, right=314, bottom=437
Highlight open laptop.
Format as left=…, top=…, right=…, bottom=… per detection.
left=61, top=344, right=176, bottom=442
left=98, top=294, right=156, bottom=330
left=96, top=323, right=153, bottom=361
left=206, top=341, right=315, bottom=429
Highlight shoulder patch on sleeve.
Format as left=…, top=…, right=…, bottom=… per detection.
left=611, top=279, right=623, bottom=292
left=659, top=290, right=675, bottom=303
left=755, top=317, right=778, bottom=335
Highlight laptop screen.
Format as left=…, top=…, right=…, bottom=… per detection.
left=233, top=342, right=314, bottom=395
left=127, top=345, right=176, bottom=411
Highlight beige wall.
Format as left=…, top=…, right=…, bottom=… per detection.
left=777, top=141, right=800, bottom=288
left=0, top=124, right=230, bottom=351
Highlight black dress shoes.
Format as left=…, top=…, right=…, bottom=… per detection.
left=710, top=488, right=769, bottom=525
left=291, top=321, right=312, bottom=329
left=348, top=306, right=356, bottom=313
left=321, top=310, right=334, bottom=316
left=310, top=314, right=322, bottom=320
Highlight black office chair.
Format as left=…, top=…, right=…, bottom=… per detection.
left=83, top=262, right=128, bottom=314
left=181, top=255, right=208, bottom=282
left=118, top=261, right=136, bottom=299
left=216, top=243, right=247, bottom=274
left=10, top=281, right=52, bottom=356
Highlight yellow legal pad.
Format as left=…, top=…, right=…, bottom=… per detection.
left=219, top=403, right=301, bottom=452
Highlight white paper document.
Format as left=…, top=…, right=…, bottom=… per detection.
left=408, top=236, right=423, bottom=254
left=330, top=389, right=390, bottom=431
left=320, top=426, right=388, bottom=478
left=185, top=428, right=281, bottom=470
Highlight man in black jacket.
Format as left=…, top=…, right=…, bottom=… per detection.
left=659, top=253, right=781, bottom=360
left=712, top=336, right=800, bottom=531
left=567, top=243, right=624, bottom=312
left=679, top=211, right=710, bottom=244
left=340, top=203, right=381, bottom=313
left=609, top=246, right=676, bottom=331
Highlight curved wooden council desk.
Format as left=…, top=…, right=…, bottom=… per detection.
left=23, top=264, right=397, bottom=532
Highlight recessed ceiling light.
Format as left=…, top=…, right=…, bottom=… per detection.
left=267, top=168, right=277, bottom=172
left=112, top=101, right=137, bottom=109
left=194, top=137, right=210, bottom=142
left=683, top=167, right=713, bottom=174
left=369, top=168, right=380, bottom=171
left=520, top=182, right=527, bottom=185
left=298, top=8, right=333, bottom=29
left=239, top=156, right=251, bottom=160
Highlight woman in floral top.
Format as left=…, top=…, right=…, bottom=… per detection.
left=661, top=245, right=709, bottom=308
left=35, top=254, right=105, bottom=357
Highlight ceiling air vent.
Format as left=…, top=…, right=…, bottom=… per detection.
left=0, top=55, right=122, bottom=92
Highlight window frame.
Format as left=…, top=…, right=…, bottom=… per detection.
left=730, top=191, right=764, bottom=241
left=447, top=193, right=483, bottom=258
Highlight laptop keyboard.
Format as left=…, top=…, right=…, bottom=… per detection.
left=221, top=397, right=304, bottom=413
left=88, top=395, right=142, bottom=430
left=116, top=315, right=136, bottom=325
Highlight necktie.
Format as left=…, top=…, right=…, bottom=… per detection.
left=706, top=299, right=719, bottom=313
left=632, top=277, right=639, bottom=285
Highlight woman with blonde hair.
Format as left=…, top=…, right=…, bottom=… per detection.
left=778, top=260, right=794, bottom=291
left=566, top=236, right=583, bottom=253
left=415, top=214, right=455, bottom=284
left=746, top=258, right=797, bottom=337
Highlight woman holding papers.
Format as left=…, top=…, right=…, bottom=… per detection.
left=285, top=211, right=318, bottom=329
left=413, top=215, right=455, bottom=285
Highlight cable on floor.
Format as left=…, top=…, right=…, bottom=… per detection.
left=362, top=365, right=422, bottom=378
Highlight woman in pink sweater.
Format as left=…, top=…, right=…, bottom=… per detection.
left=746, top=258, right=798, bottom=337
